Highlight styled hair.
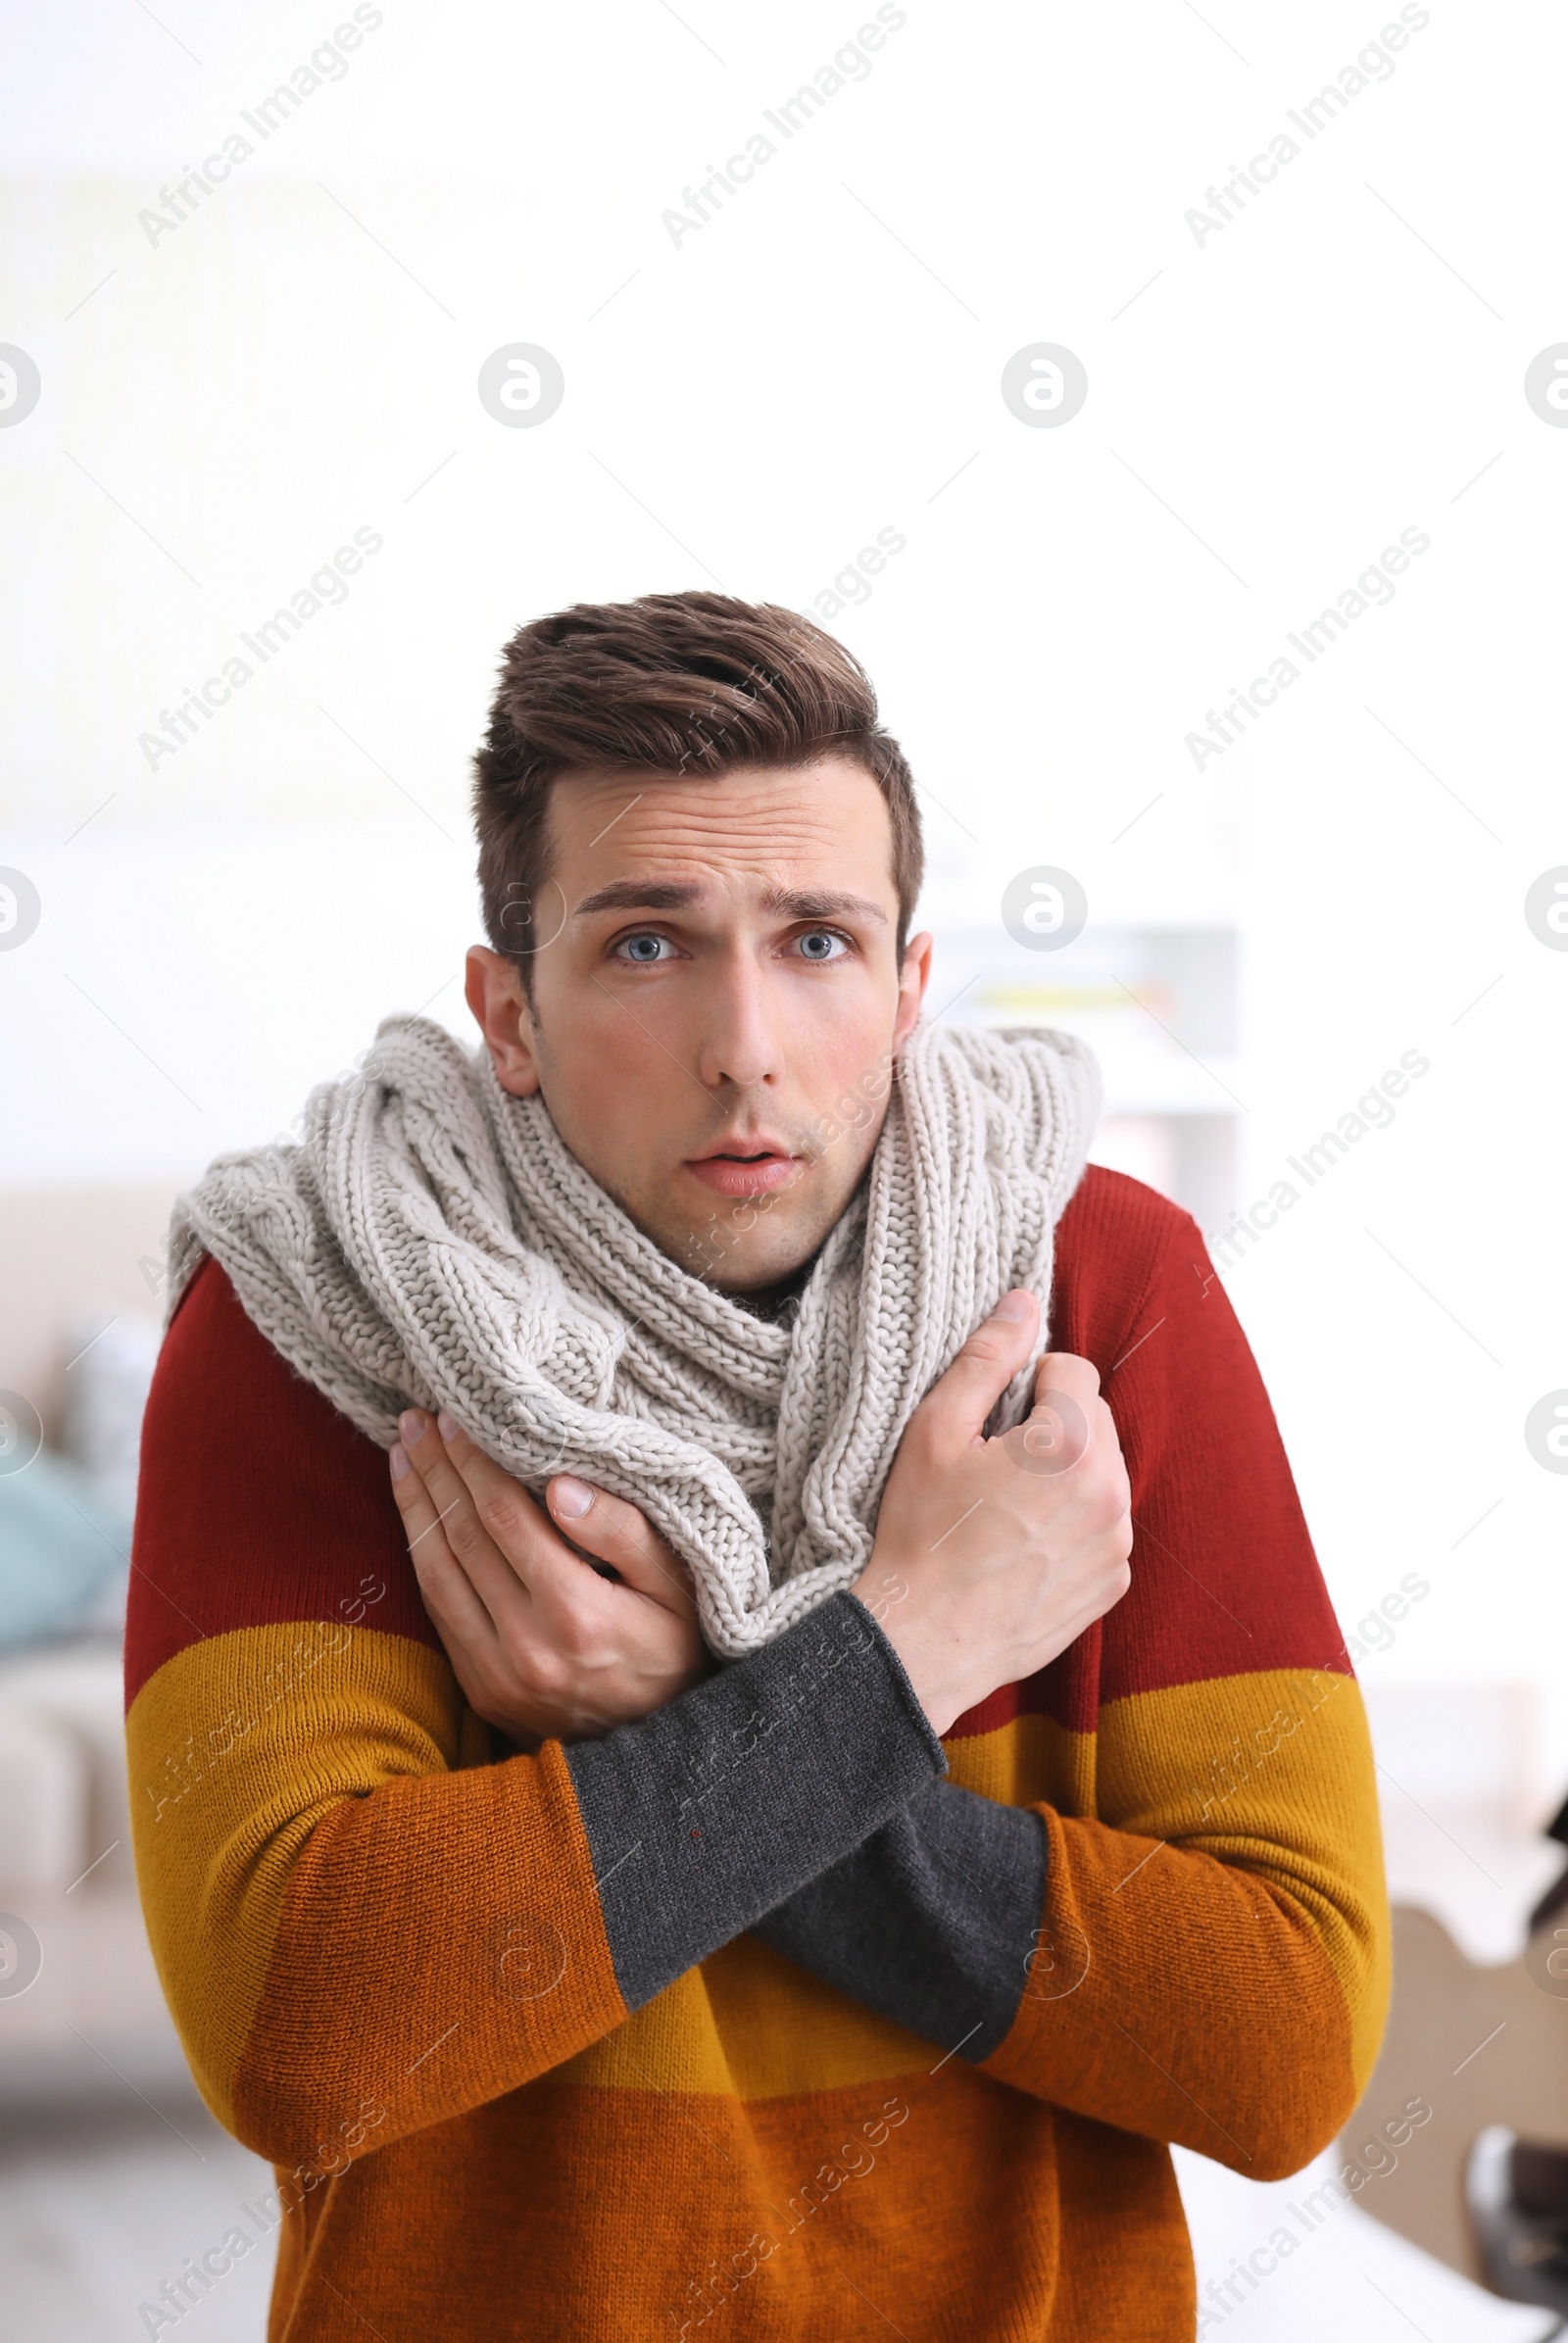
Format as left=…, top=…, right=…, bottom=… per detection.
left=471, top=591, right=923, bottom=977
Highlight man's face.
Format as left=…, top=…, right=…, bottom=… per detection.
left=466, top=756, right=931, bottom=1293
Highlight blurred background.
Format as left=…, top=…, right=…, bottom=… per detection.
left=1, top=0, right=1566, bottom=2334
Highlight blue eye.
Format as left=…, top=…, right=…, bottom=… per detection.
left=797, top=929, right=848, bottom=961
left=615, top=932, right=672, bottom=963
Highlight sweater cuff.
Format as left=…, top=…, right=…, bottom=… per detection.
left=749, top=1777, right=1048, bottom=2062
left=564, top=1590, right=947, bottom=2014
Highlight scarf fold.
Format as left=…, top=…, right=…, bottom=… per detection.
left=167, top=1015, right=1101, bottom=1657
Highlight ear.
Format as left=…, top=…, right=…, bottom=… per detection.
left=891, top=930, right=934, bottom=1050
left=466, top=946, right=541, bottom=1097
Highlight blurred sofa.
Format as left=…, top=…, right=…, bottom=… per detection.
left=0, top=1183, right=193, bottom=2108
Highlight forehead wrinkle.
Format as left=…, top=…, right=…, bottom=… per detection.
left=548, top=764, right=900, bottom=912
left=552, top=764, right=888, bottom=852
left=563, top=801, right=866, bottom=854
left=562, top=820, right=891, bottom=893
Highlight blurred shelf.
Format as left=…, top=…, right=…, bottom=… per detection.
left=930, top=916, right=1246, bottom=1232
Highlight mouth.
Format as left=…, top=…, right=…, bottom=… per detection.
left=684, top=1141, right=806, bottom=1197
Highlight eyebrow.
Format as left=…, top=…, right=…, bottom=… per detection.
left=572, top=880, right=887, bottom=926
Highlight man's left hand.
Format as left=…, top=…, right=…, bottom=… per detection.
left=389, top=1409, right=711, bottom=1748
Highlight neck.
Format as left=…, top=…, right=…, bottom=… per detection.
left=725, top=1257, right=814, bottom=1323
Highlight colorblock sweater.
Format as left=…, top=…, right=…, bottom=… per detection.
left=125, top=1166, right=1389, bottom=2342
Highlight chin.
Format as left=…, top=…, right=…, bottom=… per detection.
left=672, top=1210, right=825, bottom=1294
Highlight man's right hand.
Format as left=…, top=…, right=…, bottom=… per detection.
left=389, top=1410, right=710, bottom=1747
left=852, top=1291, right=1133, bottom=1736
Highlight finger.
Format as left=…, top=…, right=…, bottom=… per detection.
left=1032, top=1350, right=1102, bottom=1408
left=398, top=1408, right=554, bottom=1625
left=1016, top=1354, right=1103, bottom=1477
left=546, top=1477, right=698, bottom=1617
left=924, top=1292, right=1040, bottom=1446
left=388, top=1439, right=504, bottom=1654
left=418, top=1410, right=630, bottom=1622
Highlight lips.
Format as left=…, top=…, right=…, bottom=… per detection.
left=684, top=1143, right=805, bottom=1197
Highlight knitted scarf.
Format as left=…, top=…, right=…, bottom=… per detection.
left=167, top=1014, right=1101, bottom=1657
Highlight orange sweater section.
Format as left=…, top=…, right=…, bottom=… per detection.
left=125, top=1168, right=1388, bottom=2340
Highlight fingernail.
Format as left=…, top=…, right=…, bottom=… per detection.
left=389, top=1444, right=411, bottom=1483
left=551, top=1475, right=595, bottom=1520
left=993, top=1293, right=1032, bottom=1323
left=436, top=1410, right=460, bottom=1443
left=399, top=1409, right=426, bottom=1445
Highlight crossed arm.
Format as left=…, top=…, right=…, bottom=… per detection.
left=126, top=1192, right=1387, bottom=2178
left=385, top=1306, right=1127, bottom=1749
left=383, top=1315, right=1114, bottom=2065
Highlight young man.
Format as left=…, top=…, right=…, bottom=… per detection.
left=127, top=594, right=1388, bottom=2342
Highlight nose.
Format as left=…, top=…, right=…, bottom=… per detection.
left=694, top=951, right=783, bottom=1092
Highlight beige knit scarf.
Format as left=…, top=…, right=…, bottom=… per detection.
left=167, top=1014, right=1101, bottom=1657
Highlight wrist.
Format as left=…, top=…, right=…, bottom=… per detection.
left=848, top=1566, right=964, bottom=1737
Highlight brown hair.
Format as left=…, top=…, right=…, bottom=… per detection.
left=472, top=591, right=923, bottom=977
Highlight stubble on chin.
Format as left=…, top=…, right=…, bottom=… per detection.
left=536, top=1062, right=886, bottom=1293
left=667, top=1142, right=878, bottom=1293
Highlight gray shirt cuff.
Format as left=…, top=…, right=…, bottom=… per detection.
left=749, top=1776, right=1047, bottom=2063
left=564, top=1590, right=948, bottom=2013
